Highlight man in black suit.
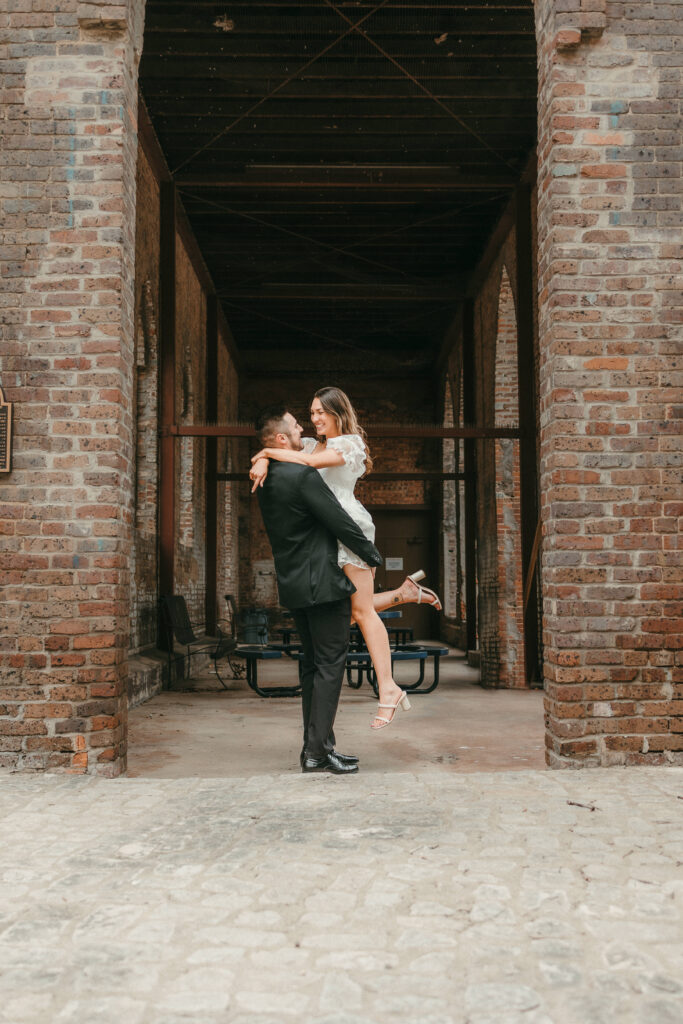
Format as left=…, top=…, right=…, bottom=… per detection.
left=253, top=405, right=382, bottom=775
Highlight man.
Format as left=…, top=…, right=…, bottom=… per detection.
left=253, top=405, right=382, bottom=775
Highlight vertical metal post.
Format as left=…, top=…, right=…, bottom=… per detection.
left=515, top=183, right=541, bottom=683
left=158, top=181, right=176, bottom=640
left=462, top=299, right=477, bottom=653
left=205, top=294, right=218, bottom=634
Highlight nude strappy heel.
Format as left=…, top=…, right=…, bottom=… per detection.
left=406, top=570, right=442, bottom=611
left=371, top=690, right=411, bottom=730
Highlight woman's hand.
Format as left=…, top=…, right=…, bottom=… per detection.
left=250, top=458, right=269, bottom=492
left=251, top=448, right=271, bottom=464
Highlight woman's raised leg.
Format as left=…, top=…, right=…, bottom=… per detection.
left=344, top=564, right=409, bottom=729
left=371, top=574, right=441, bottom=614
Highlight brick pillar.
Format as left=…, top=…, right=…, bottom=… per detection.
left=495, top=269, right=525, bottom=689
left=0, top=1, right=145, bottom=775
left=536, top=0, right=683, bottom=766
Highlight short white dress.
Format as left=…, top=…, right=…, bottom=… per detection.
left=302, top=433, right=376, bottom=570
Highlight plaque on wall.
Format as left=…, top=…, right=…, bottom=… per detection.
left=0, top=385, right=12, bottom=473
left=385, top=557, right=404, bottom=571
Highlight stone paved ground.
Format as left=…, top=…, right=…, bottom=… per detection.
left=1, top=767, right=682, bottom=1024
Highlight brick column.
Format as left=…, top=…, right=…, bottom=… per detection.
left=0, top=1, right=145, bottom=775
left=536, top=0, right=683, bottom=766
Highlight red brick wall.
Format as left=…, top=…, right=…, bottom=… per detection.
left=441, top=376, right=466, bottom=646
left=535, top=0, right=683, bottom=766
left=131, top=142, right=160, bottom=653
left=494, top=269, right=525, bottom=689
left=216, top=324, right=239, bottom=625
left=174, top=236, right=206, bottom=628
left=0, top=1, right=146, bottom=775
left=130, top=150, right=240, bottom=649
left=442, top=221, right=533, bottom=684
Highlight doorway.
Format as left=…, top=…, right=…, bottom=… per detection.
left=371, top=508, right=439, bottom=641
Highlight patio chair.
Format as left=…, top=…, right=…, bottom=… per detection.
left=159, top=594, right=242, bottom=689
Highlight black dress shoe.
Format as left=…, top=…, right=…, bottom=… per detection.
left=301, top=752, right=359, bottom=775
left=300, top=748, right=358, bottom=767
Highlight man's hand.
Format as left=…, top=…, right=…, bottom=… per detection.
left=250, top=457, right=269, bottom=492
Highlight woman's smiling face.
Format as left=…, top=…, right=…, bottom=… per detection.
left=310, top=397, right=338, bottom=437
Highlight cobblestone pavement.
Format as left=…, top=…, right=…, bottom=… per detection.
left=1, top=767, right=682, bottom=1024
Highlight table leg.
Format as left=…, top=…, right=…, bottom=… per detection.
left=245, top=656, right=302, bottom=698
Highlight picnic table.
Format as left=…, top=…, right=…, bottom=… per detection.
left=345, top=643, right=449, bottom=696
left=235, top=644, right=301, bottom=698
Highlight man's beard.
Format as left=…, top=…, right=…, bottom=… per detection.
left=283, top=432, right=303, bottom=451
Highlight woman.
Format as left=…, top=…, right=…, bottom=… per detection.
left=249, top=386, right=441, bottom=729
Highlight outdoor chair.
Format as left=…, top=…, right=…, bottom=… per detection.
left=159, top=594, right=243, bottom=689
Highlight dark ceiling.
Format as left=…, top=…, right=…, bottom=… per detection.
left=139, top=1, right=537, bottom=374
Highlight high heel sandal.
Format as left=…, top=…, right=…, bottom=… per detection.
left=406, top=570, right=443, bottom=612
left=371, top=690, right=411, bottom=730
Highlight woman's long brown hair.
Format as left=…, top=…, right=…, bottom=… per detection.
left=314, top=386, right=373, bottom=474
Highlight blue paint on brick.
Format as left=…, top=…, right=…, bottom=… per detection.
left=609, top=212, right=621, bottom=225
left=553, top=164, right=577, bottom=177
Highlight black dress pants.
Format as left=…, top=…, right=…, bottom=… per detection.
left=292, top=597, right=351, bottom=760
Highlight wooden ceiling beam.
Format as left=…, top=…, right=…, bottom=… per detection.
left=176, top=167, right=516, bottom=188
left=218, top=288, right=464, bottom=301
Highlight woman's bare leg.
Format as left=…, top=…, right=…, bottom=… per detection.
left=372, top=576, right=439, bottom=613
left=344, top=564, right=405, bottom=728
left=349, top=576, right=440, bottom=624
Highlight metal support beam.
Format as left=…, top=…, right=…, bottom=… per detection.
left=204, top=293, right=218, bottom=635
left=164, top=424, right=520, bottom=439
left=515, top=183, right=541, bottom=685
left=158, top=181, right=176, bottom=639
left=218, top=286, right=464, bottom=302
left=462, top=299, right=478, bottom=654
left=215, top=472, right=466, bottom=482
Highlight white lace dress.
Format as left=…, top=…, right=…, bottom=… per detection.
left=302, top=434, right=376, bottom=570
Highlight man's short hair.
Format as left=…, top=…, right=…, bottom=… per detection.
left=255, top=404, right=289, bottom=444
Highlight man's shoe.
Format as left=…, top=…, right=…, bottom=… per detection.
left=300, top=749, right=358, bottom=767
left=333, top=750, right=359, bottom=765
left=301, top=752, right=359, bottom=774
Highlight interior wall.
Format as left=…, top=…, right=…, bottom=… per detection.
left=441, top=376, right=466, bottom=648
left=173, top=238, right=206, bottom=629
left=130, top=133, right=240, bottom=658
left=131, top=143, right=160, bottom=654
left=216, top=325, right=240, bottom=629
left=442, top=193, right=540, bottom=687
left=494, top=269, right=525, bottom=689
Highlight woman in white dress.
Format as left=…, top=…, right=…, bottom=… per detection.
left=249, top=386, right=441, bottom=729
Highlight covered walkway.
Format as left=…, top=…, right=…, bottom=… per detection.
left=127, top=652, right=545, bottom=778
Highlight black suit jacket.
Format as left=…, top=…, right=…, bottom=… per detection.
left=257, top=461, right=382, bottom=609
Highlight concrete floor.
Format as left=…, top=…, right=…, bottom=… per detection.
left=128, top=650, right=546, bottom=778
